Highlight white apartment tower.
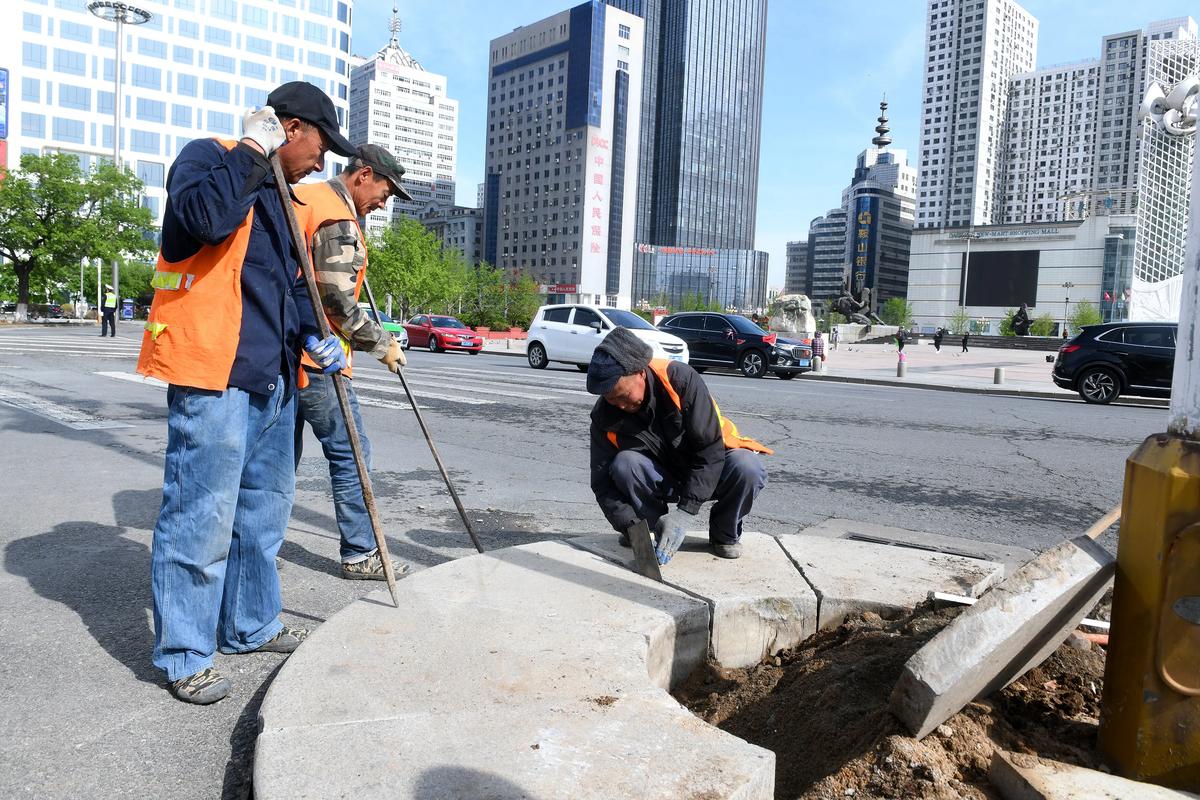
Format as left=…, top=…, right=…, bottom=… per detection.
left=916, top=0, right=1037, bottom=228
left=483, top=2, right=644, bottom=308
left=2, top=0, right=354, bottom=225
left=348, top=6, right=458, bottom=237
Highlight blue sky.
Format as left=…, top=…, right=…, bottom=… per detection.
left=351, top=1, right=1194, bottom=288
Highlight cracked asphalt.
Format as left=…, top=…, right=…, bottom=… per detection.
left=0, top=329, right=1162, bottom=798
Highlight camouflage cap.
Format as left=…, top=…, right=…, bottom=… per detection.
left=354, top=143, right=413, bottom=201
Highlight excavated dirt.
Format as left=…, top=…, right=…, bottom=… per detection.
left=673, top=604, right=1107, bottom=799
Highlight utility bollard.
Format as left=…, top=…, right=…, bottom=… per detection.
left=897, top=361, right=907, bottom=378
left=812, top=356, right=823, bottom=373
left=994, top=367, right=1005, bottom=385
left=1098, top=134, right=1200, bottom=789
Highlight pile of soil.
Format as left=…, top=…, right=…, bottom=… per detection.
left=673, top=605, right=1106, bottom=799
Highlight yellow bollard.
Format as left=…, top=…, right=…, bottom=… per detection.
left=1099, top=434, right=1200, bottom=789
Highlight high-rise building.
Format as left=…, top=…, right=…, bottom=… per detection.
left=2, top=0, right=353, bottom=226
left=915, top=0, right=1037, bottom=229
left=482, top=1, right=644, bottom=308
left=784, top=240, right=809, bottom=296
left=607, top=0, right=771, bottom=311
left=349, top=6, right=458, bottom=237
left=419, top=204, right=483, bottom=266
left=806, top=207, right=849, bottom=303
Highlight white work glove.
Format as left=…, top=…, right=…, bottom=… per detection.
left=380, top=336, right=406, bottom=374
left=654, top=512, right=687, bottom=565
left=304, top=334, right=347, bottom=375
left=241, top=105, right=285, bottom=156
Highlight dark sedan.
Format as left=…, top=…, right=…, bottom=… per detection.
left=656, top=312, right=811, bottom=378
left=1052, top=321, right=1176, bottom=404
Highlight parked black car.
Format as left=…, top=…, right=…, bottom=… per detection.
left=1052, top=321, right=1176, bottom=404
left=656, top=312, right=811, bottom=379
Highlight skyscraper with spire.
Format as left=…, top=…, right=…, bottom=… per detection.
left=806, top=99, right=917, bottom=311
left=348, top=5, right=459, bottom=235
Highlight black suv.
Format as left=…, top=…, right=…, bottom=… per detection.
left=1052, top=322, right=1176, bottom=404
left=656, top=312, right=811, bottom=379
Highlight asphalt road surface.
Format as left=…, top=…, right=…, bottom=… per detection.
left=0, top=325, right=1163, bottom=798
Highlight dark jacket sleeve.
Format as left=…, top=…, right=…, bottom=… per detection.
left=669, top=361, right=726, bottom=514
left=590, top=418, right=639, bottom=533
left=167, top=140, right=269, bottom=247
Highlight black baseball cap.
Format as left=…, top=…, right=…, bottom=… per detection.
left=266, top=81, right=355, bottom=158
left=355, top=144, right=414, bottom=201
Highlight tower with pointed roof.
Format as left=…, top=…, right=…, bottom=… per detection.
left=348, top=4, right=459, bottom=235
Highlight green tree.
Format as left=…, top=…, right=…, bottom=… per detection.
left=821, top=311, right=847, bottom=334
left=1030, top=313, right=1056, bottom=337
left=999, top=308, right=1016, bottom=336
left=948, top=307, right=971, bottom=335
left=1068, top=300, right=1102, bottom=333
left=880, top=297, right=915, bottom=328
left=367, top=218, right=464, bottom=320
left=0, top=153, right=153, bottom=319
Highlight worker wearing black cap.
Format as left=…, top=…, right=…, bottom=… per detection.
left=138, top=81, right=356, bottom=705
left=586, top=328, right=772, bottom=561
left=292, top=143, right=414, bottom=581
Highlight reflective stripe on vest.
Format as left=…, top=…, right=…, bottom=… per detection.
left=137, top=138, right=252, bottom=390
left=293, top=180, right=367, bottom=387
left=605, top=360, right=773, bottom=455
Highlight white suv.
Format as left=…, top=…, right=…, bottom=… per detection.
left=526, top=305, right=689, bottom=370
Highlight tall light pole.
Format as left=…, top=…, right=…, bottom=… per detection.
left=959, top=224, right=979, bottom=330
left=1062, top=281, right=1075, bottom=335
left=87, top=1, right=151, bottom=304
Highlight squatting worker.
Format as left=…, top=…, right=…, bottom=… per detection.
left=293, top=144, right=412, bottom=581
left=136, top=81, right=356, bottom=705
left=587, top=327, right=771, bottom=560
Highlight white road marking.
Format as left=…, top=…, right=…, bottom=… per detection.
left=95, top=371, right=168, bottom=390
left=0, top=385, right=132, bottom=429
left=393, top=367, right=590, bottom=396
left=346, top=378, right=497, bottom=406
left=354, top=374, right=553, bottom=401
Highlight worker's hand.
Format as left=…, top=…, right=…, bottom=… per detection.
left=241, top=105, right=285, bottom=156
left=304, top=334, right=347, bottom=375
left=380, top=336, right=406, bottom=374
left=654, top=513, right=687, bottom=565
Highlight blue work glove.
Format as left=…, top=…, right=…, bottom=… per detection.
left=654, top=513, right=688, bottom=565
left=304, top=334, right=347, bottom=374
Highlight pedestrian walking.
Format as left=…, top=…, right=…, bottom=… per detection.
left=810, top=330, right=825, bottom=363
left=933, top=328, right=944, bottom=352
left=830, top=325, right=840, bottom=351
left=100, top=284, right=117, bottom=337
left=961, top=331, right=970, bottom=353
left=895, top=328, right=906, bottom=352
left=137, top=82, right=356, bottom=705
left=294, top=144, right=413, bottom=581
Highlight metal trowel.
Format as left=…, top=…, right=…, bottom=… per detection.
left=625, top=520, right=663, bottom=582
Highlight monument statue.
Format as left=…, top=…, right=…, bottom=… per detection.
left=1011, top=303, right=1031, bottom=336
left=766, top=294, right=817, bottom=335
left=831, top=278, right=883, bottom=325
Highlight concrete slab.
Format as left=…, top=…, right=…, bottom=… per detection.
left=989, top=751, right=1200, bottom=800
left=891, top=535, right=1114, bottom=740
left=572, top=531, right=818, bottom=668
left=799, top=517, right=1034, bottom=572
left=255, top=541, right=773, bottom=799
left=777, top=534, right=1004, bottom=629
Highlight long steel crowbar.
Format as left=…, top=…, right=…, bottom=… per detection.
left=361, top=277, right=485, bottom=554
left=269, top=153, right=401, bottom=607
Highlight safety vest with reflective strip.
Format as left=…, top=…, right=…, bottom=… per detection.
left=605, top=359, right=774, bottom=455
left=104, top=292, right=117, bottom=310
left=293, top=180, right=366, bottom=388
left=137, top=139, right=252, bottom=390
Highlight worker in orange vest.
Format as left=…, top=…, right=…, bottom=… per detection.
left=293, top=144, right=411, bottom=581
left=138, top=82, right=355, bottom=705
left=587, top=328, right=771, bottom=561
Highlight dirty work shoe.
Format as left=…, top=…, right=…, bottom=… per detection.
left=252, top=625, right=309, bottom=654
left=711, top=541, right=743, bottom=560
left=340, top=551, right=409, bottom=581
left=169, top=667, right=230, bottom=705
left=618, top=531, right=631, bottom=548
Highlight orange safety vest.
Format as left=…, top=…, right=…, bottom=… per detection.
left=605, top=359, right=773, bottom=455
left=293, top=180, right=367, bottom=387
left=137, top=139, right=252, bottom=390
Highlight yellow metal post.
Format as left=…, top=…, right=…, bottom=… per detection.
left=1098, top=84, right=1200, bottom=789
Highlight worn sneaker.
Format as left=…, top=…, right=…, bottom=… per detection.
left=340, top=551, right=408, bottom=581
left=711, top=541, right=743, bottom=560
left=252, top=625, right=309, bottom=654
left=169, top=667, right=230, bottom=705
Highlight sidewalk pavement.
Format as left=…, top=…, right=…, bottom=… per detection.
left=481, top=337, right=1168, bottom=406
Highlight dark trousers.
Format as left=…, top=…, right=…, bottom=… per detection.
left=101, top=310, right=116, bottom=336
left=609, top=449, right=767, bottom=545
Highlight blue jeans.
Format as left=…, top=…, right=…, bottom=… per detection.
left=609, top=449, right=767, bottom=545
left=295, top=370, right=374, bottom=562
left=151, top=380, right=295, bottom=682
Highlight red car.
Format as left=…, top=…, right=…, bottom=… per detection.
left=403, top=314, right=484, bottom=354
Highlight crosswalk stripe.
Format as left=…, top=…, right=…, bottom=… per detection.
left=351, top=377, right=497, bottom=405
left=0, top=384, right=132, bottom=430
left=0, top=348, right=137, bottom=357
left=391, top=368, right=590, bottom=397
left=354, top=374, right=554, bottom=401
left=96, top=371, right=167, bottom=390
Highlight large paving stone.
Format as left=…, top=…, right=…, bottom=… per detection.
left=989, top=751, right=1200, bottom=800
left=573, top=531, right=818, bottom=668
left=777, top=534, right=1004, bottom=629
left=891, top=535, right=1113, bottom=740
left=255, top=541, right=772, bottom=799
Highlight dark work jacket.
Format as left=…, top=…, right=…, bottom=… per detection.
left=590, top=361, right=725, bottom=532
left=160, top=139, right=317, bottom=396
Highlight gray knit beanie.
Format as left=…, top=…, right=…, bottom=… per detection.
left=586, top=327, right=653, bottom=395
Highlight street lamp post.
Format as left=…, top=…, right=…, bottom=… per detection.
left=1062, top=281, right=1075, bottom=335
